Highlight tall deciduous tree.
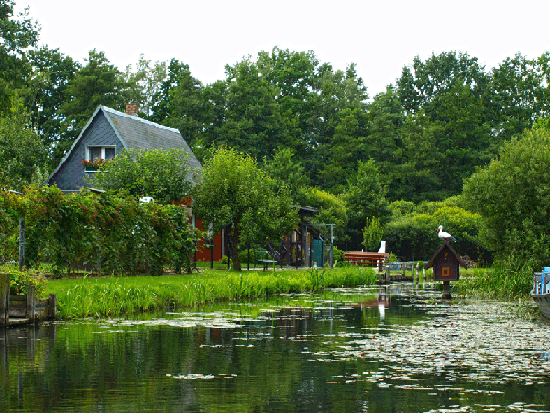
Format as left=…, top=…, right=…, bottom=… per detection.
left=393, top=51, right=496, bottom=201
left=58, top=49, right=128, bottom=162
left=217, top=58, right=287, bottom=161
left=192, top=148, right=298, bottom=271
left=262, top=147, right=309, bottom=202
left=343, top=159, right=390, bottom=249
left=0, top=0, right=39, bottom=115
left=124, top=54, right=167, bottom=118
left=26, top=46, right=78, bottom=167
left=490, top=53, right=550, bottom=140
left=0, top=103, right=47, bottom=190
left=463, top=128, right=550, bottom=268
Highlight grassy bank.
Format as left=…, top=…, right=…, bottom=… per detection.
left=45, top=267, right=378, bottom=319
left=455, top=267, right=533, bottom=300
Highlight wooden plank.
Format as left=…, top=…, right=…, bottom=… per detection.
left=9, top=308, right=26, bottom=318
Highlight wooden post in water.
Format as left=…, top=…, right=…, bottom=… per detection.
left=412, top=263, right=416, bottom=283
left=442, top=281, right=451, bottom=299
left=48, top=294, right=57, bottom=320
left=0, top=274, right=9, bottom=326
left=416, top=262, right=420, bottom=285
left=385, top=265, right=390, bottom=284
left=26, top=285, right=35, bottom=323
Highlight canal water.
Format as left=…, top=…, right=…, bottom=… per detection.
left=1, top=283, right=550, bottom=412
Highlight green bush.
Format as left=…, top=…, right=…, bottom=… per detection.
left=332, top=246, right=345, bottom=262
left=238, top=249, right=257, bottom=264
left=3, top=268, right=47, bottom=296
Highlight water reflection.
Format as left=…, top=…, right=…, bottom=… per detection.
left=1, top=284, right=550, bottom=412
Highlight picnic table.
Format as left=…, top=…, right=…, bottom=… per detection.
left=344, top=251, right=389, bottom=271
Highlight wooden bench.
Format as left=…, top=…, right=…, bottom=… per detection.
left=344, top=251, right=389, bottom=271
left=255, top=249, right=277, bottom=271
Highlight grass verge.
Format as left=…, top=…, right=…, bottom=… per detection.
left=45, top=266, right=378, bottom=319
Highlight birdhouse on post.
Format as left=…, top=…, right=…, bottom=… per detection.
left=425, top=240, right=467, bottom=299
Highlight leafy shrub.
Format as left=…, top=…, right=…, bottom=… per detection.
left=238, top=249, right=257, bottom=264
left=0, top=186, right=199, bottom=277
left=332, top=246, right=345, bottom=262
left=4, top=268, right=47, bottom=296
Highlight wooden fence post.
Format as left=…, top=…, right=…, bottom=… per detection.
left=48, top=294, right=57, bottom=320
left=26, top=285, right=35, bottom=322
left=19, top=218, right=25, bottom=271
left=0, top=274, right=9, bottom=327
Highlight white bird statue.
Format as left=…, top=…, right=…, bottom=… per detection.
left=437, top=225, right=456, bottom=242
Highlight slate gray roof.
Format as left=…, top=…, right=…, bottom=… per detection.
left=48, top=105, right=202, bottom=185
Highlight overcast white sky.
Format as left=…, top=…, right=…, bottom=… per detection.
left=14, top=0, right=550, bottom=98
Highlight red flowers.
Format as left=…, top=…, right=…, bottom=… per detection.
left=82, top=159, right=106, bottom=168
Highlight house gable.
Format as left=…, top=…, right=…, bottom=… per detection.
left=47, top=105, right=202, bottom=192
left=48, top=111, right=124, bottom=192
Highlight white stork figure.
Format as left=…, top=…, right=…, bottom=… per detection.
left=437, top=225, right=456, bottom=242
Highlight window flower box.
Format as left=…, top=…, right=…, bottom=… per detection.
left=82, top=159, right=106, bottom=172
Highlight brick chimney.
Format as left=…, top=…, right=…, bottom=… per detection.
left=126, top=103, right=139, bottom=116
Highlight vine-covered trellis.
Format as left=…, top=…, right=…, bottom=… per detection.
left=0, top=186, right=200, bottom=276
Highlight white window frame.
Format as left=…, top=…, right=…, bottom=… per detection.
left=86, top=146, right=116, bottom=161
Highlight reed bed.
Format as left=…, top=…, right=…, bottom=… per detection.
left=455, top=267, right=532, bottom=299
left=46, top=266, right=378, bottom=319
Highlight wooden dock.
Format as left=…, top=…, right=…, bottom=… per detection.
left=0, top=274, right=56, bottom=327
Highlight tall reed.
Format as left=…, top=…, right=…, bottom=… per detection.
left=48, top=267, right=378, bottom=319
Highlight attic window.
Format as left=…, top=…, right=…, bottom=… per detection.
left=87, top=146, right=115, bottom=162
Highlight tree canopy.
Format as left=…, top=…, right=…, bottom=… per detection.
left=7, top=1, right=550, bottom=259
left=463, top=128, right=550, bottom=269
left=192, top=147, right=298, bottom=270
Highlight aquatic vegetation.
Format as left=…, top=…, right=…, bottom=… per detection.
left=455, top=267, right=532, bottom=300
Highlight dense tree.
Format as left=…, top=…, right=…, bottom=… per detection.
left=192, top=148, right=298, bottom=271
left=392, top=52, right=498, bottom=201
left=58, top=49, right=128, bottom=162
left=124, top=54, right=167, bottom=117
left=149, top=59, right=192, bottom=124
left=0, top=0, right=39, bottom=115
left=311, top=63, right=369, bottom=189
left=88, top=148, right=197, bottom=204
left=256, top=48, right=320, bottom=157
left=396, top=51, right=489, bottom=114
left=490, top=53, right=550, bottom=140
left=26, top=46, right=78, bottom=167
left=343, top=159, right=390, bottom=249
left=158, top=61, right=209, bottom=147
left=463, top=128, right=550, bottom=269
left=0, top=103, right=47, bottom=190
left=217, top=58, right=287, bottom=161
left=262, top=147, right=309, bottom=201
